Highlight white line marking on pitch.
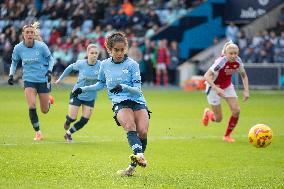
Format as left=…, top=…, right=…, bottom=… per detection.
left=1, top=134, right=283, bottom=146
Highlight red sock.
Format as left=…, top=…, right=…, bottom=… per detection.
left=225, top=115, right=239, bottom=136
left=156, top=72, right=161, bottom=86
left=163, top=72, right=168, bottom=87
left=208, top=111, right=215, bottom=121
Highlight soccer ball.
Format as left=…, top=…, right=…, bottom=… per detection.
left=248, top=124, right=273, bottom=148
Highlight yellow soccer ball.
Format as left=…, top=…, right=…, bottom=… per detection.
left=248, top=124, right=273, bottom=148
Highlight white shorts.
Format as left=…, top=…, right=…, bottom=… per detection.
left=206, top=84, right=237, bottom=105
left=157, top=63, right=167, bottom=71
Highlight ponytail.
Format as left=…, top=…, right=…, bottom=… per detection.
left=105, top=32, right=128, bottom=54
left=221, top=41, right=239, bottom=55
left=31, top=21, right=43, bottom=41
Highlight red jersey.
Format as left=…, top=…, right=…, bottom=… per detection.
left=157, top=48, right=170, bottom=65
left=209, top=56, right=244, bottom=89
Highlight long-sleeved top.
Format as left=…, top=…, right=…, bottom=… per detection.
left=9, top=40, right=54, bottom=83
left=58, top=59, right=101, bottom=101
left=81, top=57, right=147, bottom=105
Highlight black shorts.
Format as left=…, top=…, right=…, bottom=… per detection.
left=69, top=93, right=95, bottom=108
left=24, top=81, right=50, bottom=93
left=112, top=100, right=151, bottom=126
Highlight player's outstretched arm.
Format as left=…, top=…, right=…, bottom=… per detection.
left=80, top=65, right=106, bottom=92
left=55, top=64, right=76, bottom=84
left=71, top=88, right=82, bottom=98
left=119, top=83, right=142, bottom=94
left=45, top=70, right=52, bottom=82
left=110, top=84, right=123, bottom=94
left=204, top=69, right=224, bottom=97
left=9, top=47, right=20, bottom=83
left=109, top=83, right=142, bottom=95
left=81, top=81, right=105, bottom=92
left=115, top=62, right=142, bottom=95
left=240, top=71, right=249, bottom=101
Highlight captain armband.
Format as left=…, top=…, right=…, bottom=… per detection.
left=98, top=79, right=106, bottom=83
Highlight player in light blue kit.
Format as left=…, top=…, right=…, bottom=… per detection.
left=8, top=23, right=54, bottom=141
left=72, top=32, right=151, bottom=176
left=55, top=44, right=101, bottom=142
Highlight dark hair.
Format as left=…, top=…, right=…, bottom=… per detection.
left=105, top=32, right=128, bottom=53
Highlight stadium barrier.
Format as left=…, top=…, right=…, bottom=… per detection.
left=182, top=75, right=206, bottom=91
left=178, top=63, right=284, bottom=90
left=235, top=63, right=284, bottom=89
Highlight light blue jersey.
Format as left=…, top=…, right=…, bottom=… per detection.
left=81, top=57, right=147, bottom=105
left=58, top=59, right=101, bottom=101
left=9, top=40, right=54, bottom=83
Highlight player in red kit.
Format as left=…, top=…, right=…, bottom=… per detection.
left=202, top=42, right=249, bottom=142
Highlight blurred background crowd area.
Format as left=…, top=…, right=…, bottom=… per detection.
left=226, top=21, right=284, bottom=64
left=0, top=0, right=284, bottom=87
left=0, top=0, right=206, bottom=86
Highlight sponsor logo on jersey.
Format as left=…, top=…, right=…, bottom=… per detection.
left=122, top=68, right=129, bottom=74
left=225, top=68, right=238, bottom=75
left=214, top=65, right=220, bottom=71
left=22, top=57, right=40, bottom=63
left=106, top=77, right=123, bottom=82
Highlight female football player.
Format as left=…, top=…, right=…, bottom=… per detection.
left=72, top=32, right=151, bottom=176
left=202, top=41, right=249, bottom=142
left=8, top=22, right=54, bottom=141
left=54, top=44, right=101, bottom=142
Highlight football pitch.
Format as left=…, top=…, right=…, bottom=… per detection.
left=0, top=86, right=283, bottom=189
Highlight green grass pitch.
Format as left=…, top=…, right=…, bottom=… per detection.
left=0, top=86, right=283, bottom=188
